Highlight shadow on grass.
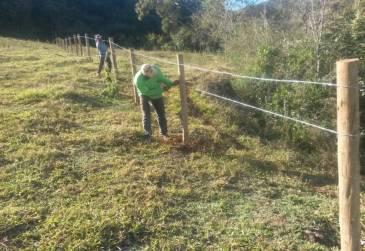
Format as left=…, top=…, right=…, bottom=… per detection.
left=0, top=155, right=11, bottom=167
left=24, top=116, right=79, bottom=135
left=78, top=131, right=145, bottom=154
left=171, top=128, right=249, bottom=156
left=244, top=157, right=279, bottom=173
left=304, top=217, right=339, bottom=248
left=0, top=219, right=39, bottom=247
left=281, top=169, right=337, bottom=188
left=60, top=91, right=112, bottom=108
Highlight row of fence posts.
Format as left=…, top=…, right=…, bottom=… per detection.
left=55, top=35, right=190, bottom=145
left=55, top=35, right=361, bottom=251
left=55, top=34, right=91, bottom=58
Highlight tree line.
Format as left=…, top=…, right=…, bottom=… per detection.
left=0, top=0, right=200, bottom=48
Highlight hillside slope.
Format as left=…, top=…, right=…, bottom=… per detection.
left=0, top=38, right=364, bottom=250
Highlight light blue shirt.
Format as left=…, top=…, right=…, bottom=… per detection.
left=96, top=41, right=108, bottom=56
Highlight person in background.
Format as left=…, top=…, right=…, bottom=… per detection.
left=95, top=34, right=112, bottom=77
left=134, top=64, right=179, bottom=142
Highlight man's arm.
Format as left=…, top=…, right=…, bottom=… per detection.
left=135, top=76, right=152, bottom=96
left=157, top=72, right=174, bottom=88
left=151, top=66, right=172, bottom=88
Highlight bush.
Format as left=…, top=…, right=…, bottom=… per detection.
left=230, top=43, right=335, bottom=150
left=101, top=72, right=119, bottom=98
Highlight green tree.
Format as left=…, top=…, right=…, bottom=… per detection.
left=352, top=0, right=365, bottom=59
left=135, top=0, right=201, bottom=49
left=0, top=0, right=161, bottom=47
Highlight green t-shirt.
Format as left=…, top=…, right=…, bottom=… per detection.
left=133, top=66, right=173, bottom=99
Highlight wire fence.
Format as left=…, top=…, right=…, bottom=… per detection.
left=55, top=35, right=364, bottom=138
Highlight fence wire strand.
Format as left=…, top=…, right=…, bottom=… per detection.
left=195, top=89, right=361, bottom=137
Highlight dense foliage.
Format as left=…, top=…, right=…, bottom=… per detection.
left=0, top=0, right=161, bottom=46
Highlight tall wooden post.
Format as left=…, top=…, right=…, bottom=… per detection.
left=108, top=38, right=118, bottom=71
left=336, top=58, right=361, bottom=251
left=129, top=49, right=138, bottom=104
left=85, top=33, right=91, bottom=58
left=177, top=54, right=189, bottom=144
left=69, top=37, right=73, bottom=54
left=65, top=38, right=68, bottom=52
left=108, top=37, right=119, bottom=82
left=77, top=34, right=83, bottom=56
left=67, top=38, right=70, bottom=53
left=73, top=34, right=79, bottom=56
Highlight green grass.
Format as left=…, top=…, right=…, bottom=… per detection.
left=0, top=37, right=364, bottom=250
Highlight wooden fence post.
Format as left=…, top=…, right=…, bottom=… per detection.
left=108, top=38, right=118, bottom=71
left=336, top=58, right=361, bottom=251
left=177, top=54, right=189, bottom=144
left=69, top=37, right=73, bottom=54
left=67, top=38, right=70, bottom=53
left=129, top=49, right=139, bottom=104
left=63, top=38, right=68, bottom=52
left=108, top=37, right=119, bottom=82
left=77, top=34, right=83, bottom=56
left=63, top=38, right=66, bottom=50
left=85, top=33, right=91, bottom=59
left=73, top=34, right=79, bottom=56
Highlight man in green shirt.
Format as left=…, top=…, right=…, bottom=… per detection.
left=134, top=64, right=179, bottom=141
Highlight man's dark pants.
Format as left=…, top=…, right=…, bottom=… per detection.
left=140, top=95, right=168, bottom=136
left=98, top=52, right=112, bottom=74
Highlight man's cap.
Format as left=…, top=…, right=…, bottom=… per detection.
left=95, top=34, right=102, bottom=39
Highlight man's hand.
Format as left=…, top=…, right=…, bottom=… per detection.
left=161, top=83, right=169, bottom=91
left=173, top=80, right=180, bottom=86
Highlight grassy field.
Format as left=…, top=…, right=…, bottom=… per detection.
left=0, top=37, right=364, bottom=250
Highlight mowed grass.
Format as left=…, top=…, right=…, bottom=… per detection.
left=0, top=37, right=364, bottom=250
